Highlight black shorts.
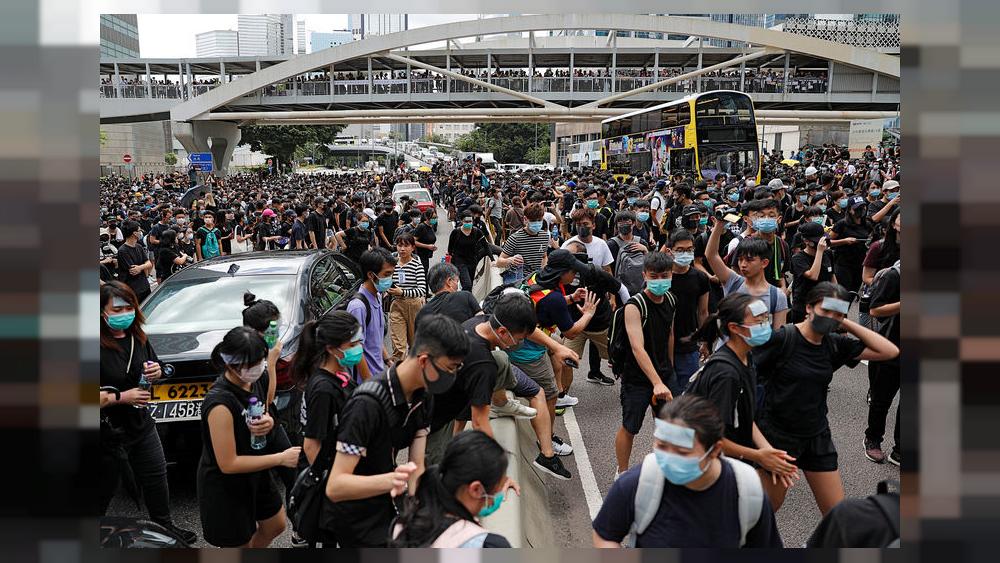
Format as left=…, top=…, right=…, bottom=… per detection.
left=620, top=380, right=666, bottom=435
left=758, top=419, right=838, bottom=473
left=199, top=470, right=283, bottom=547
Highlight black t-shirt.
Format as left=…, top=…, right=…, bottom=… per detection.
left=447, top=228, right=482, bottom=264
left=325, top=368, right=432, bottom=547
left=869, top=266, right=900, bottom=350
left=291, top=220, right=308, bottom=248
left=100, top=334, right=158, bottom=435
left=687, top=346, right=757, bottom=448
left=156, top=247, right=180, bottom=280
left=218, top=224, right=233, bottom=254
left=592, top=458, right=782, bottom=548
left=782, top=205, right=807, bottom=243
left=148, top=221, right=171, bottom=254
left=670, top=268, right=709, bottom=352
left=431, top=317, right=498, bottom=432
left=570, top=266, right=622, bottom=331
left=115, top=243, right=151, bottom=297
left=298, top=368, right=356, bottom=470
left=306, top=211, right=327, bottom=247
left=415, top=291, right=482, bottom=327
left=755, top=325, right=866, bottom=437
left=806, top=493, right=899, bottom=547
left=343, top=226, right=373, bottom=263
left=412, top=223, right=437, bottom=259
left=376, top=212, right=399, bottom=247
left=831, top=219, right=871, bottom=267
left=789, top=250, right=835, bottom=313
left=622, top=292, right=675, bottom=387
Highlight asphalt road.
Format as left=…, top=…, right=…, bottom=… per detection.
left=108, top=206, right=899, bottom=549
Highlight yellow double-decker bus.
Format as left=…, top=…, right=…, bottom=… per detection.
left=601, top=90, right=762, bottom=184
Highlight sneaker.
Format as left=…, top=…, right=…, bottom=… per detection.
left=155, top=522, right=197, bottom=546
left=554, top=406, right=566, bottom=416
left=864, top=438, right=885, bottom=464
left=490, top=399, right=537, bottom=419
left=533, top=453, right=572, bottom=480
left=587, top=373, right=616, bottom=386
left=613, top=469, right=621, bottom=481
left=555, top=394, right=579, bottom=408
left=551, top=434, right=573, bottom=456
left=887, top=449, right=901, bottom=467
left=290, top=532, right=309, bottom=548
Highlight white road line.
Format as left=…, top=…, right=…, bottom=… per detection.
left=562, top=406, right=604, bottom=521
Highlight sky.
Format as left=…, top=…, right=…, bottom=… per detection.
left=138, top=14, right=481, bottom=58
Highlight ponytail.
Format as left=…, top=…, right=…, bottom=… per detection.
left=290, top=311, right=359, bottom=388
left=692, top=293, right=755, bottom=345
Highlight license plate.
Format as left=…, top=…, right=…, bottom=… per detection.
left=150, top=382, right=211, bottom=402
left=147, top=400, right=202, bottom=422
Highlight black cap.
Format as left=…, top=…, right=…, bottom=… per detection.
left=798, top=221, right=825, bottom=243
left=848, top=195, right=867, bottom=209
left=284, top=209, right=297, bottom=217
left=682, top=204, right=702, bottom=217
left=544, top=249, right=589, bottom=274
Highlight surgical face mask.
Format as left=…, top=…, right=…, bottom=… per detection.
left=886, top=192, right=898, bottom=200
left=838, top=199, right=849, bottom=209
left=869, top=190, right=882, bottom=198
left=478, top=490, right=504, bottom=518
left=237, top=361, right=266, bottom=385
left=463, top=222, right=474, bottom=230
left=740, top=322, right=772, bottom=347
left=105, top=311, right=135, bottom=331
left=627, top=197, right=637, bottom=205
left=673, top=251, right=695, bottom=267
left=637, top=211, right=650, bottom=223
left=374, top=275, right=393, bottom=293
left=818, top=204, right=827, bottom=212
left=646, top=278, right=672, bottom=296
left=577, top=225, right=593, bottom=239
left=810, top=313, right=841, bottom=335
left=654, top=445, right=714, bottom=485
left=586, top=199, right=599, bottom=209
left=799, top=195, right=809, bottom=204
left=338, top=344, right=364, bottom=368
left=698, top=217, right=708, bottom=227
left=618, top=224, right=633, bottom=237
left=728, top=192, right=740, bottom=202
left=411, top=217, right=420, bottom=225
left=430, top=218, right=438, bottom=226
left=527, top=221, right=543, bottom=234
left=700, top=200, right=714, bottom=211
left=423, top=358, right=457, bottom=395
left=812, top=217, right=826, bottom=225
left=359, top=221, right=370, bottom=230
left=753, top=217, right=778, bottom=233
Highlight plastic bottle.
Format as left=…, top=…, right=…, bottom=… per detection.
left=263, top=321, right=279, bottom=349
left=136, top=363, right=153, bottom=409
left=248, top=396, right=267, bottom=450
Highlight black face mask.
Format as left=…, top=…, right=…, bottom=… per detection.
left=618, top=224, right=633, bottom=236
left=683, top=216, right=700, bottom=229
left=423, top=358, right=457, bottom=394
left=577, top=226, right=593, bottom=239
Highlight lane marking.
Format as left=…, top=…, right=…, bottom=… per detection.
left=562, top=406, right=604, bottom=521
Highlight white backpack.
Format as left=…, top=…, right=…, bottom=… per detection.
left=624, top=453, right=763, bottom=548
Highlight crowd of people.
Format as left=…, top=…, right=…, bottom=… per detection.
left=100, top=140, right=901, bottom=548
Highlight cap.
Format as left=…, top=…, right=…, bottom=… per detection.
left=261, top=208, right=276, bottom=217
left=545, top=249, right=589, bottom=274
left=849, top=195, right=867, bottom=209
left=682, top=204, right=702, bottom=217
left=882, top=180, right=900, bottom=191
left=805, top=166, right=818, bottom=176
left=767, top=178, right=785, bottom=191
left=284, top=209, right=297, bottom=217
left=656, top=179, right=667, bottom=188
left=566, top=181, right=577, bottom=188
left=798, top=221, right=825, bottom=243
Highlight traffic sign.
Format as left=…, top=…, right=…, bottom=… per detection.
left=123, top=154, right=132, bottom=163
left=189, top=152, right=213, bottom=164
left=191, top=162, right=214, bottom=172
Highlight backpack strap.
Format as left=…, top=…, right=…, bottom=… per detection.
left=350, top=293, right=373, bottom=326
left=625, top=452, right=665, bottom=547
left=352, top=379, right=401, bottom=428
left=724, top=456, right=764, bottom=547
left=768, top=284, right=780, bottom=315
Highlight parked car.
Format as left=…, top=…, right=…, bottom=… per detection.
left=139, top=250, right=362, bottom=461
left=393, top=187, right=435, bottom=215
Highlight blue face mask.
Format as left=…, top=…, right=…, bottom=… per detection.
left=339, top=344, right=364, bottom=368
left=753, top=217, right=778, bottom=233
left=886, top=192, right=898, bottom=200
left=375, top=275, right=393, bottom=293
left=818, top=204, right=827, bottom=212
left=838, top=199, right=849, bottom=209
left=812, top=217, right=826, bottom=225
left=673, top=251, right=695, bottom=267
left=741, top=322, right=772, bottom=346
left=463, top=222, right=474, bottom=230
left=728, top=192, right=740, bottom=202
left=646, top=278, right=672, bottom=296
left=105, top=311, right=135, bottom=331
left=698, top=217, right=708, bottom=227
left=637, top=211, right=650, bottom=223
left=870, top=190, right=882, bottom=198
left=478, top=490, right=504, bottom=518
left=587, top=199, right=599, bottom=209
left=359, top=221, right=370, bottom=230
left=527, top=221, right=543, bottom=233
left=701, top=200, right=714, bottom=211
left=430, top=219, right=438, bottom=226
left=654, top=446, right=714, bottom=485
left=627, top=197, right=637, bottom=205
left=799, top=195, right=809, bottom=203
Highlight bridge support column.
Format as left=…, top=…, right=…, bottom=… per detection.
left=172, top=121, right=241, bottom=177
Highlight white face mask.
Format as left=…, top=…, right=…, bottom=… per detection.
left=237, top=361, right=266, bottom=384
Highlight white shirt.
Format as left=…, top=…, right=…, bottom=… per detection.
left=561, top=236, right=613, bottom=269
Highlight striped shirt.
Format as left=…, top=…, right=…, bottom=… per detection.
left=501, top=228, right=550, bottom=274
left=393, top=255, right=426, bottom=298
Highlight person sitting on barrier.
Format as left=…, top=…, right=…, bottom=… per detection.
left=391, top=430, right=519, bottom=548
left=593, top=394, right=783, bottom=548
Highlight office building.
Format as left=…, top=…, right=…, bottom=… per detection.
left=310, top=31, right=354, bottom=52
left=238, top=14, right=294, bottom=56
left=349, top=14, right=408, bottom=39
left=100, top=14, right=140, bottom=58
left=195, top=30, right=239, bottom=57
left=426, top=122, right=476, bottom=144
left=297, top=19, right=307, bottom=54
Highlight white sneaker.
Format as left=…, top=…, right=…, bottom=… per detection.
left=551, top=434, right=573, bottom=456
left=490, top=399, right=537, bottom=419
left=614, top=469, right=621, bottom=481
left=555, top=394, right=579, bottom=408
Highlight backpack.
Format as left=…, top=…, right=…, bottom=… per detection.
left=198, top=227, right=220, bottom=258
left=607, top=292, right=676, bottom=377
left=858, top=261, right=900, bottom=327
left=480, top=271, right=545, bottom=316
left=609, top=236, right=647, bottom=296
left=623, top=454, right=763, bottom=548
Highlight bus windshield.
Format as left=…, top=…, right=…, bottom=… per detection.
left=698, top=145, right=758, bottom=180
left=695, top=92, right=754, bottom=127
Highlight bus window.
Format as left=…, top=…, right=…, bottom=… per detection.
left=670, top=148, right=695, bottom=174
left=662, top=106, right=678, bottom=128
left=631, top=115, right=643, bottom=134
left=677, top=104, right=691, bottom=126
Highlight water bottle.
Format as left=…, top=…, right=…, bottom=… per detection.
left=135, top=362, right=153, bottom=409
left=248, top=396, right=267, bottom=450
left=263, top=321, right=279, bottom=349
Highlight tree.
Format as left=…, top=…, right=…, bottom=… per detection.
left=422, top=133, right=449, bottom=146
left=239, top=124, right=345, bottom=170
left=164, top=152, right=177, bottom=165
left=100, top=130, right=108, bottom=146
left=453, top=122, right=550, bottom=163
left=525, top=145, right=550, bottom=165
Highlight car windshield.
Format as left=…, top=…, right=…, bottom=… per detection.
left=397, top=190, right=431, bottom=202
left=143, top=275, right=297, bottom=334
left=699, top=146, right=758, bottom=180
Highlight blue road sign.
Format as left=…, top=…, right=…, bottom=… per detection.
left=192, top=162, right=214, bottom=172
left=189, top=152, right=213, bottom=164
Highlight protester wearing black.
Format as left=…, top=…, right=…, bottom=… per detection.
left=447, top=214, right=488, bottom=291
left=789, top=222, right=836, bottom=323
left=412, top=210, right=438, bottom=283
left=154, top=229, right=188, bottom=283
left=865, top=259, right=901, bottom=466
left=829, top=196, right=871, bottom=295
left=99, top=282, right=197, bottom=545
left=415, top=262, right=482, bottom=327
left=115, top=221, right=153, bottom=302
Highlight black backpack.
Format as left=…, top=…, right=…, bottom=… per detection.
left=607, top=292, right=676, bottom=377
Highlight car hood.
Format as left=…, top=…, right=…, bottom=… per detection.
left=147, top=329, right=230, bottom=361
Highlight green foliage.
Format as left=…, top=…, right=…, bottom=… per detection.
left=100, top=130, right=108, bottom=146
left=240, top=125, right=345, bottom=169
left=525, top=145, right=550, bottom=165
left=164, top=152, right=177, bottom=165
left=453, top=123, right=550, bottom=163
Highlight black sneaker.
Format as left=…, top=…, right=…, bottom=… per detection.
left=533, top=453, right=572, bottom=480
left=887, top=449, right=901, bottom=467
left=587, top=373, right=616, bottom=386
left=290, top=532, right=309, bottom=548
left=156, top=522, right=197, bottom=546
